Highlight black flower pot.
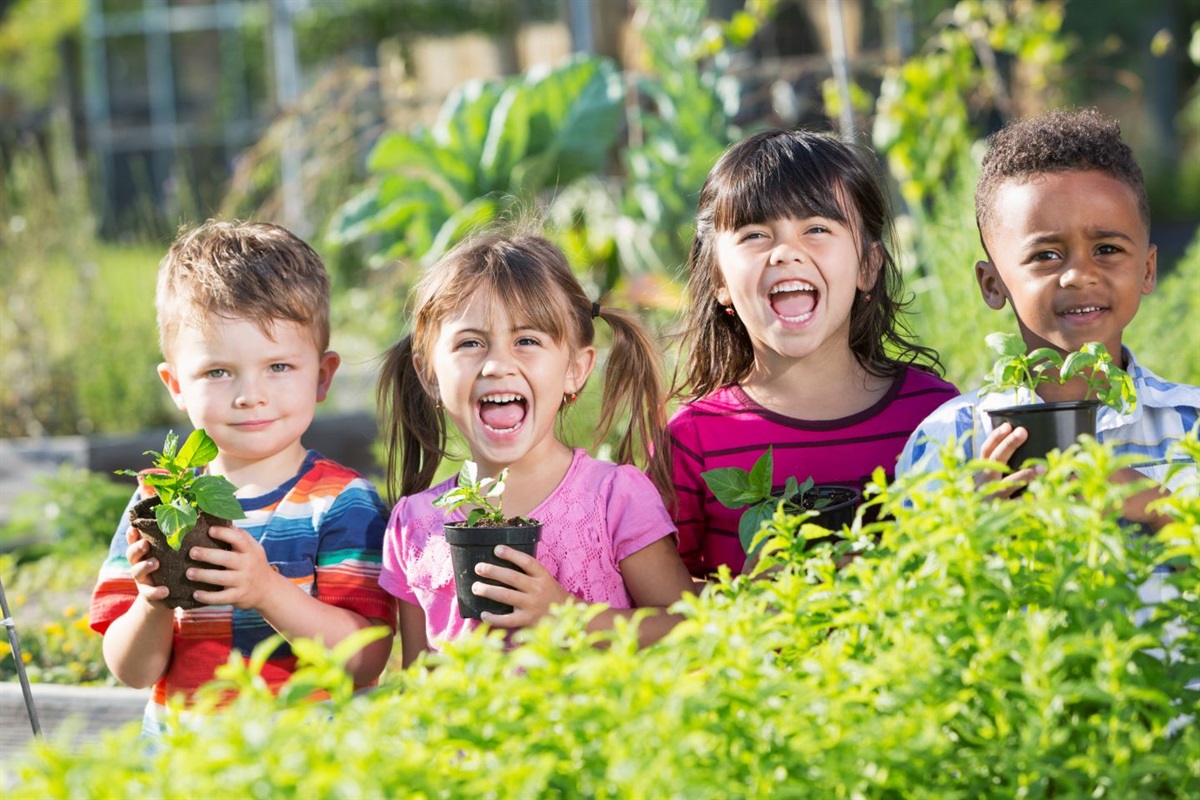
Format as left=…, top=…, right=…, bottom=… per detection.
left=796, top=485, right=862, bottom=548
left=444, top=523, right=543, bottom=619
left=986, top=400, right=1100, bottom=467
left=129, top=497, right=232, bottom=610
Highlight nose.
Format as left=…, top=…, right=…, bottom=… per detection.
left=1059, top=254, right=1100, bottom=289
left=769, top=240, right=804, bottom=265
left=233, top=376, right=267, bottom=408
left=480, top=346, right=517, bottom=378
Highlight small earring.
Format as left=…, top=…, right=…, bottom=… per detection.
left=723, top=305, right=736, bottom=317
left=864, top=293, right=872, bottom=302
left=563, top=391, right=578, bottom=406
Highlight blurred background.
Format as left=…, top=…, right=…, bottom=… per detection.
left=1, top=0, right=1198, bottom=684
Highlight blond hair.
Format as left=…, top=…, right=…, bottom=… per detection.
left=156, top=219, right=331, bottom=357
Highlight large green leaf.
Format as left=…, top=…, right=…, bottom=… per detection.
left=177, top=429, right=218, bottom=470
left=431, top=79, right=508, bottom=172
left=700, top=466, right=759, bottom=510
left=192, top=475, right=245, bottom=521
left=478, top=83, right=531, bottom=192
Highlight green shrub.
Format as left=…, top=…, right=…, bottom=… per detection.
left=9, top=437, right=1197, bottom=798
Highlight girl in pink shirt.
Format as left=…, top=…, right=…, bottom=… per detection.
left=377, top=232, right=695, bottom=666
left=669, top=129, right=958, bottom=577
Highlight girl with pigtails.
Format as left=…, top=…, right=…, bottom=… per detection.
left=377, top=231, right=695, bottom=666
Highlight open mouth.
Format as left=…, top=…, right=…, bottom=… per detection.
left=478, top=392, right=528, bottom=433
left=769, top=280, right=818, bottom=322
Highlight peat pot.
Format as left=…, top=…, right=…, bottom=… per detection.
left=129, top=497, right=231, bottom=610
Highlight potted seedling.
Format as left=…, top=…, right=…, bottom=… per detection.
left=700, top=446, right=861, bottom=557
left=433, top=461, right=543, bottom=620
left=117, top=429, right=245, bottom=610
left=981, top=332, right=1137, bottom=466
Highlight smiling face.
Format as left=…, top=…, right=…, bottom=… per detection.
left=976, top=170, right=1157, bottom=358
left=426, top=292, right=595, bottom=478
left=157, top=316, right=339, bottom=480
left=713, top=213, right=874, bottom=368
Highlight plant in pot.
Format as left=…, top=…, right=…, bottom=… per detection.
left=700, top=446, right=861, bottom=557
left=117, top=429, right=245, bottom=610
left=980, top=332, right=1137, bottom=466
left=432, top=461, right=543, bottom=620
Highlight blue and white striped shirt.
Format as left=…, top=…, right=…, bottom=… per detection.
left=897, top=349, right=1199, bottom=490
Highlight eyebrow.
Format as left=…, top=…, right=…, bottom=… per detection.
left=1022, top=228, right=1136, bottom=248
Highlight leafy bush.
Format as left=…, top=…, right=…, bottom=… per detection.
left=9, top=438, right=1197, bottom=798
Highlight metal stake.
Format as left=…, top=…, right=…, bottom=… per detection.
left=0, top=573, right=41, bottom=736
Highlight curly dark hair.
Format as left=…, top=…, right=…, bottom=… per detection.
left=673, top=128, right=942, bottom=401
left=975, top=108, right=1149, bottom=250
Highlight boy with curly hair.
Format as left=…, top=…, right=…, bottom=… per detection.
left=899, top=108, right=1198, bottom=528
left=90, top=220, right=397, bottom=735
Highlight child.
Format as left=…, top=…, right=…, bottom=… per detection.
left=90, top=220, right=398, bottom=735
left=670, top=128, right=959, bottom=577
left=897, top=108, right=1198, bottom=526
left=377, top=232, right=695, bottom=666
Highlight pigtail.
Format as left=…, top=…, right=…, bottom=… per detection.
left=592, top=307, right=675, bottom=509
left=376, top=334, right=447, bottom=503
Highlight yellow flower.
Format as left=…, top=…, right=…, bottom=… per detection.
left=64, top=605, right=78, bottom=618
left=22, top=652, right=32, bottom=664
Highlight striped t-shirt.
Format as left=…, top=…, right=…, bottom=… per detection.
left=90, top=451, right=397, bottom=734
left=669, top=366, right=958, bottom=576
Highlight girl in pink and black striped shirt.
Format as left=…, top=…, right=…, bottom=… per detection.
left=668, top=129, right=959, bottom=577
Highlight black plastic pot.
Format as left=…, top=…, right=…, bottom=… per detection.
left=444, top=523, right=543, bottom=619
left=986, top=400, right=1100, bottom=467
left=129, top=497, right=232, bottom=610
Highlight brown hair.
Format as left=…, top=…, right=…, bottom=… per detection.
left=378, top=232, right=671, bottom=505
left=975, top=108, right=1150, bottom=251
left=674, top=128, right=941, bottom=400
left=156, top=219, right=331, bottom=357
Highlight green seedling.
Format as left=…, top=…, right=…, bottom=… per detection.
left=981, top=332, right=1137, bottom=413
left=117, top=429, right=244, bottom=550
left=433, top=461, right=534, bottom=526
left=701, top=446, right=830, bottom=552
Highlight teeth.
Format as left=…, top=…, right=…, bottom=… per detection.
left=1065, top=306, right=1102, bottom=315
left=770, top=281, right=815, bottom=294
left=480, top=393, right=523, bottom=403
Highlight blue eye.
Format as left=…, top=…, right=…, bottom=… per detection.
left=205, top=368, right=228, bottom=379
left=269, top=363, right=290, bottom=373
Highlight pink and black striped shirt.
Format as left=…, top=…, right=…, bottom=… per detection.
left=669, top=366, right=958, bottom=576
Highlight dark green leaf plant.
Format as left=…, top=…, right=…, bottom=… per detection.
left=981, top=331, right=1137, bottom=413
left=117, top=429, right=244, bottom=550
left=701, top=446, right=831, bottom=553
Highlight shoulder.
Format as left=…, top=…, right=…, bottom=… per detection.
left=300, top=453, right=380, bottom=496
left=899, top=365, right=960, bottom=397
left=1128, top=354, right=1200, bottom=409
left=391, top=475, right=457, bottom=521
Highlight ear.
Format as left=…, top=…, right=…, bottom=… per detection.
left=315, top=351, right=341, bottom=403
left=858, top=241, right=884, bottom=291
left=566, top=345, right=598, bottom=394
left=714, top=285, right=731, bottom=307
left=157, top=362, right=187, bottom=412
left=975, top=260, right=1009, bottom=311
left=1141, top=243, right=1158, bottom=296
left=412, top=353, right=439, bottom=402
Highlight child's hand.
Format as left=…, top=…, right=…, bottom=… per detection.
left=976, top=422, right=1042, bottom=498
left=473, top=545, right=572, bottom=628
left=124, top=527, right=170, bottom=606
left=1110, top=466, right=1171, bottom=532
left=187, top=525, right=285, bottom=610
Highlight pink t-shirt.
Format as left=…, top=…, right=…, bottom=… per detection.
left=380, top=449, right=676, bottom=650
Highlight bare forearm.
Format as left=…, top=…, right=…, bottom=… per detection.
left=255, top=573, right=393, bottom=683
left=102, top=597, right=174, bottom=689
left=584, top=607, right=686, bottom=648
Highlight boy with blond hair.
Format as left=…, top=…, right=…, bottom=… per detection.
left=90, top=220, right=397, bottom=734
left=899, top=109, right=1198, bottom=527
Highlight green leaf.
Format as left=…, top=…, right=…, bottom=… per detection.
left=701, top=467, right=757, bottom=509
left=176, top=429, right=219, bottom=470
left=191, top=475, right=244, bottom=521
left=155, top=500, right=197, bottom=550
left=780, top=475, right=800, bottom=502
left=738, top=502, right=775, bottom=554
left=986, top=332, right=1025, bottom=357
left=460, top=461, right=478, bottom=487
left=747, top=448, right=773, bottom=500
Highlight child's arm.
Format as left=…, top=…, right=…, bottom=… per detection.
left=188, top=525, right=394, bottom=684
left=100, top=528, right=175, bottom=688
left=474, top=539, right=696, bottom=645
left=398, top=601, right=430, bottom=668
left=1110, top=467, right=1171, bottom=531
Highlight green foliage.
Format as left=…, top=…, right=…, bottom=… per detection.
left=10, top=437, right=1198, bottom=797
left=873, top=0, right=1071, bottom=212
left=0, top=466, right=133, bottom=556
left=328, top=54, right=623, bottom=269
left=981, top=333, right=1137, bottom=413
left=432, top=461, right=532, bottom=526
left=1127, top=228, right=1200, bottom=386
left=117, top=430, right=243, bottom=550
left=0, top=0, right=85, bottom=113
left=700, top=446, right=831, bottom=553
